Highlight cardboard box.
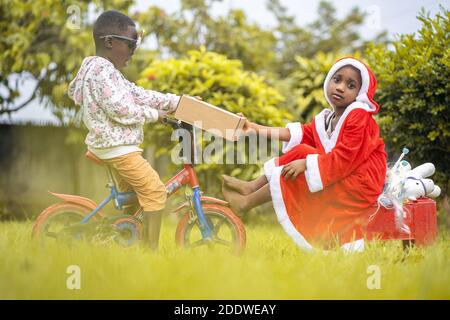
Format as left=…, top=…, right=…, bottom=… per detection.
left=174, top=95, right=246, bottom=141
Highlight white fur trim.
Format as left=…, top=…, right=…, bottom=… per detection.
left=314, top=109, right=333, bottom=153
left=282, top=122, right=303, bottom=153
left=315, top=102, right=373, bottom=153
left=267, top=166, right=314, bottom=251
left=304, top=154, right=323, bottom=193
left=324, top=58, right=369, bottom=103
left=323, top=58, right=377, bottom=112
left=263, top=158, right=276, bottom=181
left=340, top=239, right=365, bottom=252
left=356, top=92, right=377, bottom=112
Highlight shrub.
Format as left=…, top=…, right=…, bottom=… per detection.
left=365, top=9, right=450, bottom=193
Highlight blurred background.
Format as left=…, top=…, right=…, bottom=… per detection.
left=0, top=0, right=448, bottom=226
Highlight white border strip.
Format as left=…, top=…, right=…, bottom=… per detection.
left=315, top=103, right=373, bottom=153
left=282, top=122, right=303, bottom=153
left=266, top=165, right=314, bottom=251
left=304, top=154, right=323, bottom=193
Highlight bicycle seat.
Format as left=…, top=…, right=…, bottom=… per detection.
left=85, top=151, right=104, bottom=166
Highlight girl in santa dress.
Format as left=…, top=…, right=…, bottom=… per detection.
left=222, top=57, right=387, bottom=252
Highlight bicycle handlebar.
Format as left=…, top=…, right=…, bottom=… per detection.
left=161, top=117, right=195, bottom=164
left=162, top=117, right=182, bottom=129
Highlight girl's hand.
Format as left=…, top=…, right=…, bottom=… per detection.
left=281, top=159, right=306, bottom=180
left=237, top=112, right=255, bottom=135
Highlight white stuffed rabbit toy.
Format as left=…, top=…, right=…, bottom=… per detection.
left=402, top=163, right=441, bottom=200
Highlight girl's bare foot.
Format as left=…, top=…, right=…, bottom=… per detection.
left=222, top=175, right=255, bottom=195
left=222, top=184, right=248, bottom=214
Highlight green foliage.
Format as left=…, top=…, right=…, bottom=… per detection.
left=365, top=8, right=450, bottom=192
left=135, top=2, right=277, bottom=73
left=137, top=48, right=290, bottom=190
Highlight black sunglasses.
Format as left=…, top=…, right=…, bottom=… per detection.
left=100, top=34, right=142, bottom=50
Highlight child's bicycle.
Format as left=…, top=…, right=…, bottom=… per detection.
left=32, top=119, right=246, bottom=254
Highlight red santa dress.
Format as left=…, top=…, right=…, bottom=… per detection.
left=264, top=57, right=387, bottom=251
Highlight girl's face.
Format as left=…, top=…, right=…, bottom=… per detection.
left=327, top=65, right=362, bottom=109
left=104, top=25, right=138, bottom=70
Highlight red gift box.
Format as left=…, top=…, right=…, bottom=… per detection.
left=366, top=197, right=437, bottom=246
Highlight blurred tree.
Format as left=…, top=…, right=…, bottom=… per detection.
left=365, top=8, right=450, bottom=193
left=0, top=0, right=133, bottom=121
left=134, top=0, right=277, bottom=73
left=136, top=0, right=385, bottom=77
left=267, top=0, right=386, bottom=77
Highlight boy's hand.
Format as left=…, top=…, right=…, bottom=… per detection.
left=281, top=159, right=306, bottom=180
left=157, top=109, right=168, bottom=120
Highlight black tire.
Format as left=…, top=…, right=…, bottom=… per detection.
left=175, top=204, right=246, bottom=255
left=32, top=203, right=91, bottom=244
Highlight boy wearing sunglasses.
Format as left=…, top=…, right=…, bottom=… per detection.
left=68, top=10, right=180, bottom=250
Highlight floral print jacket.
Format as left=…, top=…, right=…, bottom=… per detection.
left=68, top=56, right=179, bottom=148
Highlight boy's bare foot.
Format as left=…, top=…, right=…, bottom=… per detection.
left=222, top=184, right=248, bottom=214
left=222, top=175, right=255, bottom=195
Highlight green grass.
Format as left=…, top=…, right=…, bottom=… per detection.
left=0, top=220, right=449, bottom=299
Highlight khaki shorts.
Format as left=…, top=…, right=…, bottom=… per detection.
left=103, top=152, right=167, bottom=211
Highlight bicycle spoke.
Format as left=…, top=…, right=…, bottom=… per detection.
left=213, top=237, right=232, bottom=247
left=190, top=239, right=207, bottom=248
left=212, top=218, right=226, bottom=234
left=38, top=211, right=87, bottom=244
left=46, top=231, right=58, bottom=238
left=63, top=216, right=73, bottom=226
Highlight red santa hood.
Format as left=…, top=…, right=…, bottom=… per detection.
left=323, top=57, right=380, bottom=114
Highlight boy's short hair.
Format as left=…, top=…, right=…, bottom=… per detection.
left=93, top=10, right=136, bottom=46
